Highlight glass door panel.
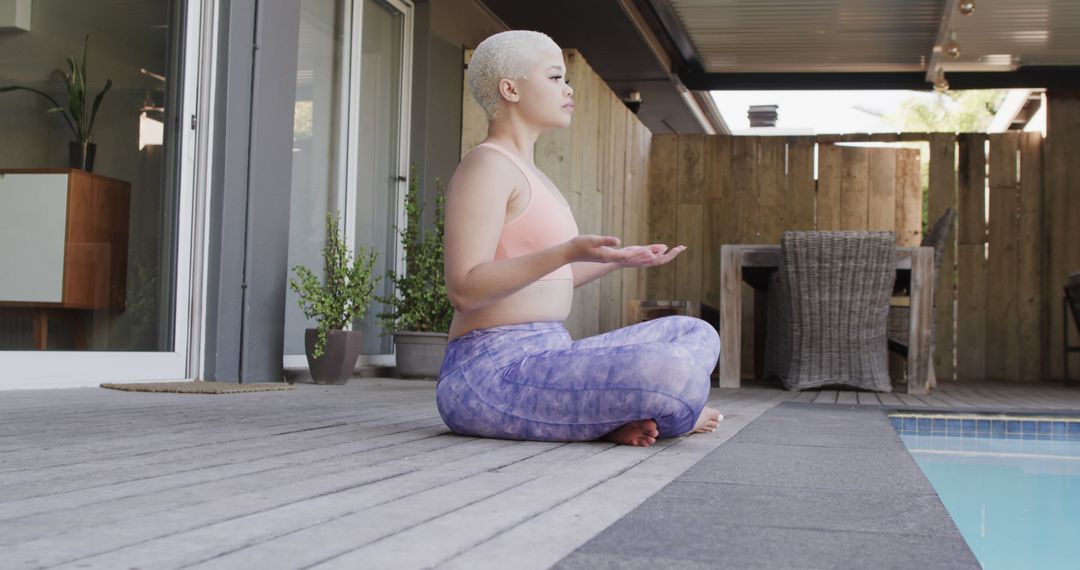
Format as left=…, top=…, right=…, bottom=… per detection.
left=283, top=0, right=351, bottom=356
left=0, top=0, right=184, bottom=354
left=353, top=0, right=405, bottom=354
left=284, top=0, right=410, bottom=360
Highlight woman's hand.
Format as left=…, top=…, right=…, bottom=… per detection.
left=614, top=244, right=686, bottom=268
left=565, top=236, right=686, bottom=267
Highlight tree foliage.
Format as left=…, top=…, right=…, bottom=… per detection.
left=885, top=90, right=1004, bottom=133
left=378, top=164, right=454, bottom=334
left=289, top=213, right=379, bottom=358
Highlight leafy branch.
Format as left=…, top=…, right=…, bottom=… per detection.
left=290, top=213, right=380, bottom=358
left=377, top=164, right=453, bottom=334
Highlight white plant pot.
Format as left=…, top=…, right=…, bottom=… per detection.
left=392, top=331, right=449, bottom=379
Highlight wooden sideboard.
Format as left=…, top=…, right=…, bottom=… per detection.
left=0, top=169, right=131, bottom=349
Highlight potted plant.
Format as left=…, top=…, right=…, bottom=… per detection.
left=0, top=35, right=113, bottom=172
left=378, top=165, right=454, bottom=378
left=290, top=212, right=379, bottom=385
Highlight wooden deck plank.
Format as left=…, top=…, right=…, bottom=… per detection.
left=1, top=397, right=437, bottom=471
left=856, top=392, right=881, bottom=406
left=0, top=422, right=463, bottom=528
left=7, top=378, right=1080, bottom=568
left=793, top=390, right=818, bottom=403
left=835, top=391, right=858, bottom=405
left=305, top=393, right=795, bottom=570
left=813, top=390, right=839, bottom=404
left=876, top=392, right=905, bottom=407
left=438, top=391, right=798, bottom=570
left=0, top=397, right=431, bottom=454
left=892, top=393, right=926, bottom=407
left=0, top=412, right=447, bottom=498
left=5, top=437, right=563, bottom=567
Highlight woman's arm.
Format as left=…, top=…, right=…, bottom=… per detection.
left=570, top=262, right=619, bottom=288
left=570, top=244, right=687, bottom=288
left=444, top=150, right=636, bottom=312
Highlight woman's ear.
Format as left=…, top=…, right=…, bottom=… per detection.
left=498, top=78, right=520, bottom=104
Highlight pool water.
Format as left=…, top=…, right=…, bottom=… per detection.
left=894, top=415, right=1080, bottom=570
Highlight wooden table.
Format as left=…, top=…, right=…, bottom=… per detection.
left=719, top=244, right=935, bottom=395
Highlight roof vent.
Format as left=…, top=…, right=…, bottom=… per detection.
left=748, top=105, right=779, bottom=128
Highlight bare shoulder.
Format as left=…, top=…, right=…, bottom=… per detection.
left=448, top=146, right=525, bottom=202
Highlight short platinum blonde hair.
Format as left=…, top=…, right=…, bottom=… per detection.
left=468, top=30, right=562, bottom=119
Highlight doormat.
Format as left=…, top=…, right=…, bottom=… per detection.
left=100, top=381, right=295, bottom=394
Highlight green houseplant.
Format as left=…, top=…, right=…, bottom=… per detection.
left=0, top=35, right=113, bottom=172
left=290, top=212, right=379, bottom=384
left=378, top=164, right=454, bottom=378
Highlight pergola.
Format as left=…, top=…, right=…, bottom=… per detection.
left=480, top=0, right=1080, bottom=135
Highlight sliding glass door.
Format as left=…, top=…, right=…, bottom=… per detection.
left=283, top=0, right=412, bottom=365
left=0, top=0, right=207, bottom=388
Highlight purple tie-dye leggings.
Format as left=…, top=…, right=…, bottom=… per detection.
left=435, top=316, right=720, bottom=442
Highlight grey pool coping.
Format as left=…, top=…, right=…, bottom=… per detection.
left=555, top=401, right=981, bottom=570
left=881, top=405, right=1080, bottom=417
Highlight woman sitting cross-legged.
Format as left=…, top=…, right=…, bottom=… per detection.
left=436, top=30, right=722, bottom=447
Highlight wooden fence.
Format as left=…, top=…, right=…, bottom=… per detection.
left=647, top=120, right=1080, bottom=383
left=461, top=49, right=652, bottom=340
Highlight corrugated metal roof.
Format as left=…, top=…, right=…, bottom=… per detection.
left=669, top=0, right=1080, bottom=73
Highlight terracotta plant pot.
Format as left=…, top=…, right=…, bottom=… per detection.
left=393, top=331, right=449, bottom=379
left=304, top=328, right=363, bottom=385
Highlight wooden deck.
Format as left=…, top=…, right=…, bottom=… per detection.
left=798, top=380, right=1080, bottom=411
left=2, top=378, right=1078, bottom=569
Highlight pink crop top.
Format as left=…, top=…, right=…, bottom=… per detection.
left=476, top=142, right=579, bottom=281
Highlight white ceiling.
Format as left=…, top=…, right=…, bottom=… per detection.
left=669, top=0, right=1080, bottom=73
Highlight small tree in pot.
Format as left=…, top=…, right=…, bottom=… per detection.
left=378, top=165, right=453, bottom=378
left=290, top=212, right=379, bottom=384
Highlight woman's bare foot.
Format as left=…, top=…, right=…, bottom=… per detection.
left=602, top=419, right=659, bottom=447
left=691, top=407, right=723, bottom=434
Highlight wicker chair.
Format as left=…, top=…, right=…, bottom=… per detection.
left=764, top=231, right=897, bottom=392
left=887, top=208, right=958, bottom=378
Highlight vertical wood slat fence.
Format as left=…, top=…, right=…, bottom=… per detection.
left=1043, top=91, right=1080, bottom=383
left=647, top=130, right=1076, bottom=383
left=461, top=49, right=651, bottom=341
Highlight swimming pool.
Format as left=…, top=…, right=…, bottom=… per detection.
left=892, top=413, right=1080, bottom=570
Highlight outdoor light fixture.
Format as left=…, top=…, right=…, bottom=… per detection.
left=945, top=32, right=961, bottom=58
left=623, top=90, right=642, bottom=114
left=933, top=68, right=950, bottom=92
left=958, top=1, right=975, bottom=16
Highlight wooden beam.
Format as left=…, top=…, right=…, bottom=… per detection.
left=925, top=0, right=959, bottom=85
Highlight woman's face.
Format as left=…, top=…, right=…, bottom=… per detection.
left=513, top=48, right=575, bottom=129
